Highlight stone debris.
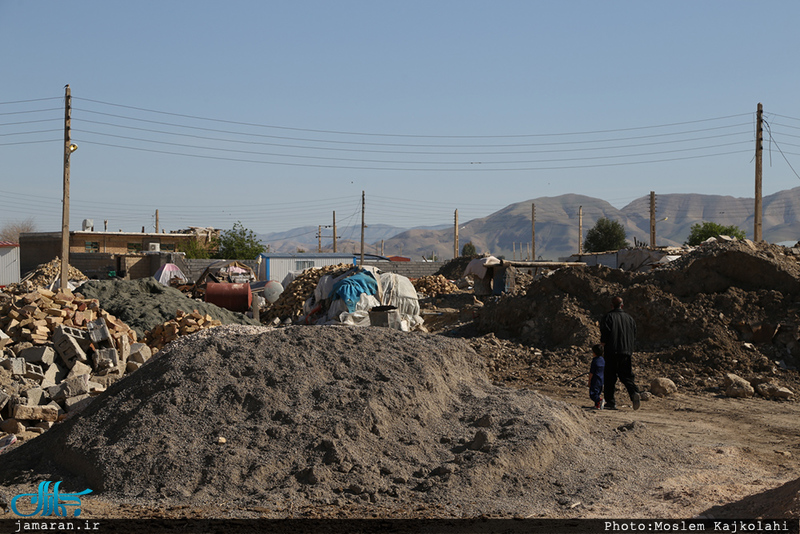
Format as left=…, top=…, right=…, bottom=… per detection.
left=143, top=309, right=223, bottom=353
left=412, top=275, right=459, bottom=296
left=6, top=258, right=88, bottom=294
left=650, top=377, right=678, bottom=397
left=263, top=263, right=353, bottom=323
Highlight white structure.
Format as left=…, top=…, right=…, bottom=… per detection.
left=257, top=253, right=356, bottom=283
left=0, top=242, right=21, bottom=286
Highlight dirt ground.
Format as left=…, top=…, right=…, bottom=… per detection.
left=3, top=241, right=800, bottom=522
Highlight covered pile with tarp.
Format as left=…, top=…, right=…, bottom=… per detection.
left=153, top=263, right=188, bottom=286
left=299, top=266, right=423, bottom=330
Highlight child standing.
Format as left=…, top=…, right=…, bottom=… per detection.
left=589, top=344, right=605, bottom=409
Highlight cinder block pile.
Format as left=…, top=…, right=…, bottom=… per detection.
left=412, top=274, right=459, bottom=296
left=144, top=309, right=223, bottom=353
left=0, top=287, right=146, bottom=442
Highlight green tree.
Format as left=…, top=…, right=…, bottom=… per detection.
left=214, top=221, right=266, bottom=259
left=583, top=218, right=629, bottom=253
left=685, top=222, right=746, bottom=246
left=461, top=241, right=477, bottom=256
left=178, top=237, right=213, bottom=259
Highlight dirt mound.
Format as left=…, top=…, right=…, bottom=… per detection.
left=435, top=256, right=478, bottom=280
left=0, top=325, right=692, bottom=517
left=77, top=278, right=259, bottom=338
left=476, top=240, right=800, bottom=393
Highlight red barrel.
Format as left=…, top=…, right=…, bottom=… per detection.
left=205, top=282, right=252, bottom=312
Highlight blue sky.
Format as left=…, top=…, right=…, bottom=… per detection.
left=2, top=1, right=799, bottom=238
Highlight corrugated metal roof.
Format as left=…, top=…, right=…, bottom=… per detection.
left=0, top=241, right=19, bottom=247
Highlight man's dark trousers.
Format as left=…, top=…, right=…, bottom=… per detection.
left=604, top=352, right=638, bottom=408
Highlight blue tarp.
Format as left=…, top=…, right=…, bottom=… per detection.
left=329, top=272, right=379, bottom=313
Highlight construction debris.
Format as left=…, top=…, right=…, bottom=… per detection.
left=9, top=258, right=88, bottom=293
left=262, top=263, right=353, bottom=323
left=143, top=309, right=223, bottom=353
left=412, top=274, right=459, bottom=296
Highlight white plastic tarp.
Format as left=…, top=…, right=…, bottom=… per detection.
left=463, top=256, right=501, bottom=279
left=154, top=263, right=188, bottom=286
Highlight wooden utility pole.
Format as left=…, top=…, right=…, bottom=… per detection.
left=578, top=206, right=583, bottom=255
left=332, top=211, right=337, bottom=253
left=155, top=209, right=160, bottom=234
left=318, top=225, right=322, bottom=252
left=649, top=191, right=656, bottom=247
left=754, top=103, right=763, bottom=242
left=531, top=204, right=535, bottom=260
left=454, top=209, right=459, bottom=259
left=360, top=191, right=365, bottom=266
left=60, top=85, right=72, bottom=291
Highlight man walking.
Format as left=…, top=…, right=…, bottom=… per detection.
left=600, top=296, right=641, bottom=410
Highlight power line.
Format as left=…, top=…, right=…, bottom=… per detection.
left=75, top=97, right=752, bottom=139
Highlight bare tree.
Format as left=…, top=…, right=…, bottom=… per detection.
left=0, top=217, right=37, bottom=243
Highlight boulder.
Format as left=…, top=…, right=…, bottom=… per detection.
left=650, top=378, right=678, bottom=397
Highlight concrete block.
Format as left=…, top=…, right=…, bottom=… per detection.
left=52, top=326, right=89, bottom=368
left=64, top=394, right=92, bottom=413
left=129, top=343, right=152, bottom=364
left=45, top=400, right=65, bottom=417
left=19, top=346, right=55, bottom=366
left=92, top=347, right=119, bottom=375
left=116, top=334, right=131, bottom=362
left=0, top=389, right=10, bottom=410
left=87, top=319, right=111, bottom=343
left=23, top=362, right=45, bottom=381
left=9, top=358, right=25, bottom=377
left=23, top=387, right=47, bottom=406
left=0, top=329, right=10, bottom=349
left=67, top=361, right=93, bottom=379
left=47, top=374, right=90, bottom=402
left=87, top=380, right=106, bottom=394
left=12, top=404, right=59, bottom=422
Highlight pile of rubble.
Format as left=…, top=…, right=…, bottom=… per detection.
left=143, top=309, right=223, bottom=353
left=475, top=239, right=800, bottom=398
left=7, top=258, right=88, bottom=294
left=0, top=286, right=152, bottom=440
left=262, top=263, right=353, bottom=323
left=412, top=275, right=459, bottom=296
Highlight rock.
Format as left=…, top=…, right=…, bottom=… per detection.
left=650, top=378, right=678, bottom=397
left=755, top=382, right=794, bottom=399
left=724, top=373, right=755, bottom=398
left=468, top=429, right=491, bottom=451
left=12, top=405, right=59, bottom=422
left=0, top=419, right=25, bottom=434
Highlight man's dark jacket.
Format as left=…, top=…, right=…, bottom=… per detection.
left=600, top=308, right=636, bottom=356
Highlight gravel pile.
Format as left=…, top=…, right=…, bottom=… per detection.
left=0, top=325, right=691, bottom=517
left=77, top=278, right=259, bottom=338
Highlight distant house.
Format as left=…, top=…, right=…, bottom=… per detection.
left=0, top=241, right=20, bottom=286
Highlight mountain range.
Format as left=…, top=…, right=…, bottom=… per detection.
left=259, top=187, right=800, bottom=261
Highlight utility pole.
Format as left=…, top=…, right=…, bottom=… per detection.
left=360, top=191, right=365, bottom=266
left=454, top=209, right=459, bottom=259
left=754, top=102, right=763, bottom=242
left=60, top=85, right=72, bottom=291
left=332, top=211, right=337, bottom=253
left=155, top=209, right=160, bottom=234
left=318, top=225, right=322, bottom=252
left=578, top=206, right=583, bottom=255
left=531, top=203, right=535, bottom=261
left=649, top=191, right=656, bottom=248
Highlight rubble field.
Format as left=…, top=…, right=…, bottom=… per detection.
left=1, top=239, right=800, bottom=519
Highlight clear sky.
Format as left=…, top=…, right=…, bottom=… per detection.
left=2, top=1, right=799, bottom=239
